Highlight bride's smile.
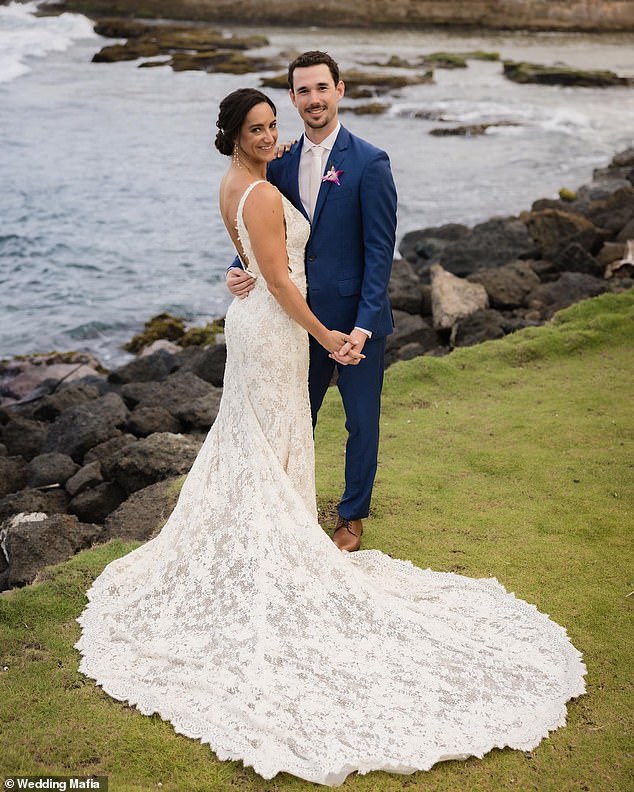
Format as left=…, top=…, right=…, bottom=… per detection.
left=236, top=104, right=278, bottom=168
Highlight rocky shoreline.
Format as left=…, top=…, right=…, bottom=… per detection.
left=1, top=148, right=633, bottom=592
left=44, top=0, right=634, bottom=33
left=75, top=16, right=634, bottom=91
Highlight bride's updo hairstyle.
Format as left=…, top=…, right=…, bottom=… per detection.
left=215, top=88, right=277, bottom=156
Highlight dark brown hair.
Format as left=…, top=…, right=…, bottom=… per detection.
left=287, top=51, right=340, bottom=91
left=214, top=88, right=277, bottom=156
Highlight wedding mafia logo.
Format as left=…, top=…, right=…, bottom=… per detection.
left=3, top=779, right=107, bottom=791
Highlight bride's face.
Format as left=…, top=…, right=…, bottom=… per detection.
left=237, top=103, right=278, bottom=165
left=289, top=63, right=344, bottom=137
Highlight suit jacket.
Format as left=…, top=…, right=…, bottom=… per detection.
left=266, top=126, right=398, bottom=339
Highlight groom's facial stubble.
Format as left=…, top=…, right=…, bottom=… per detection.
left=289, top=64, right=345, bottom=143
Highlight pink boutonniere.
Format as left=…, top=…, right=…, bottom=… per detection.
left=322, top=165, right=344, bottom=186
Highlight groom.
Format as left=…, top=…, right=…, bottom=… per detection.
left=227, top=51, right=397, bottom=551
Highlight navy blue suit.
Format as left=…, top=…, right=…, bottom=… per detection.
left=234, top=126, right=397, bottom=519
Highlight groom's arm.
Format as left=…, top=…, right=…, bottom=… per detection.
left=355, top=151, right=398, bottom=334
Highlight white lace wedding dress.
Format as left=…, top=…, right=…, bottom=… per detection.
left=76, top=182, right=586, bottom=786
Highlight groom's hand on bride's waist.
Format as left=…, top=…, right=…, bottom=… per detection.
left=227, top=267, right=256, bottom=299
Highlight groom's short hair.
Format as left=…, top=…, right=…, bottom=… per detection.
left=288, top=51, right=340, bottom=91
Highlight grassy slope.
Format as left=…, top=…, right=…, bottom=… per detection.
left=1, top=290, right=633, bottom=792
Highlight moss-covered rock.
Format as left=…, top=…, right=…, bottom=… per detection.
left=343, top=68, right=434, bottom=96
left=93, top=17, right=155, bottom=38
left=365, top=55, right=416, bottom=69
left=559, top=187, right=577, bottom=202
left=339, top=102, right=390, bottom=115
left=429, top=121, right=520, bottom=136
left=503, top=60, right=633, bottom=87
left=462, top=50, right=500, bottom=61
left=263, top=68, right=433, bottom=96
left=179, top=320, right=225, bottom=347
left=91, top=18, right=269, bottom=66
left=124, top=313, right=186, bottom=354
left=93, top=41, right=162, bottom=62
left=422, top=52, right=467, bottom=69
left=260, top=72, right=289, bottom=90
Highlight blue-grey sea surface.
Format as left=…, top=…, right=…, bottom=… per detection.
left=1, top=2, right=633, bottom=365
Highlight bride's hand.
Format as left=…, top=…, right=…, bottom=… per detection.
left=320, top=331, right=365, bottom=363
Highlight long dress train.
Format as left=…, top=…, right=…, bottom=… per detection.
left=75, top=181, right=586, bottom=786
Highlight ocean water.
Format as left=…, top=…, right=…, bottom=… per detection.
left=1, top=2, right=633, bottom=365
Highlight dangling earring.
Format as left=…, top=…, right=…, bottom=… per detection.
left=233, top=142, right=241, bottom=167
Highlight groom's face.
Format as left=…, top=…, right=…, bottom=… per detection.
left=289, top=64, right=344, bottom=138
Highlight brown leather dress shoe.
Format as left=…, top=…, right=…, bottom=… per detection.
left=332, top=516, right=363, bottom=552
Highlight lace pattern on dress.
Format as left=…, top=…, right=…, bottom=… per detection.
left=75, top=182, right=585, bottom=787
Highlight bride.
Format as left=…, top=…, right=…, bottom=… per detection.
left=75, top=88, right=586, bottom=787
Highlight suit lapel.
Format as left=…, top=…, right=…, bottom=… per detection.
left=287, top=136, right=308, bottom=220
left=312, top=126, right=350, bottom=228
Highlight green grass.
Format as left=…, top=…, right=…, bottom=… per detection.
left=2, top=290, right=633, bottom=791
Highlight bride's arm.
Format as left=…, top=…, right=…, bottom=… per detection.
left=243, top=184, right=359, bottom=357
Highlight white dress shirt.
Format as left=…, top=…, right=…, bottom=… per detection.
left=299, top=123, right=341, bottom=218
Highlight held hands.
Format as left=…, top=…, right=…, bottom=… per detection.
left=324, top=328, right=367, bottom=366
left=330, top=328, right=368, bottom=366
left=227, top=268, right=255, bottom=299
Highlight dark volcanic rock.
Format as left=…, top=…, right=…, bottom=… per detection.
left=0, top=488, right=69, bottom=523
left=32, top=382, right=101, bottom=421
left=0, top=457, right=27, bottom=497
left=468, top=260, right=541, bottom=309
left=177, top=344, right=227, bottom=387
left=0, top=512, right=101, bottom=588
left=176, top=392, right=222, bottom=430
left=527, top=272, right=609, bottom=319
left=388, top=259, right=425, bottom=314
left=521, top=209, right=597, bottom=259
left=399, top=223, right=469, bottom=271
left=107, top=348, right=177, bottom=385
left=68, top=481, right=126, bottom=524
left=65, top=461, right=104, bottom=498
left=121, top=370, right=220, bottom=427
left=102, top=432, right=201, bottom=495
left=84, top=434, right=137, bottom=466
left=126, top=405, right=182, bottom=436
left=43, top=392, right=129, bottom=462
left=27, top=452, right=79, bottom=488
left=551, top=242, right=603, bottom=277
left=451, top=309, right=507, bottom=347
left=585, top=186, right=634, bottom=235
left=597, top=241, right=627, bottom=268
left=1, top=416, right=48, bottom=461
left=102, top=476, right=182, bottom=543
left=423, top=218, right=539, bottom=279
left=385, top=311, right=438, bottom=365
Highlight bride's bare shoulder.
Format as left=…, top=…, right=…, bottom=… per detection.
left=242, top=180, right=283, bottom=214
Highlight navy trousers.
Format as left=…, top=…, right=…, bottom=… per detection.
left=307, top=335, right=386, bottom=521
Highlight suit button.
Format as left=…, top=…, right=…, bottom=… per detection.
left=308, top=255, right=316, bottom=262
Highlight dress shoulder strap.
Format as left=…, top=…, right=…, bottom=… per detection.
left=235, top=180, right=268, bottom=275
left=236, top=179, right=268, bottom=223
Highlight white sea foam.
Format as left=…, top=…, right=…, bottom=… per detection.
left=0, top=1, right=97, bottom=84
